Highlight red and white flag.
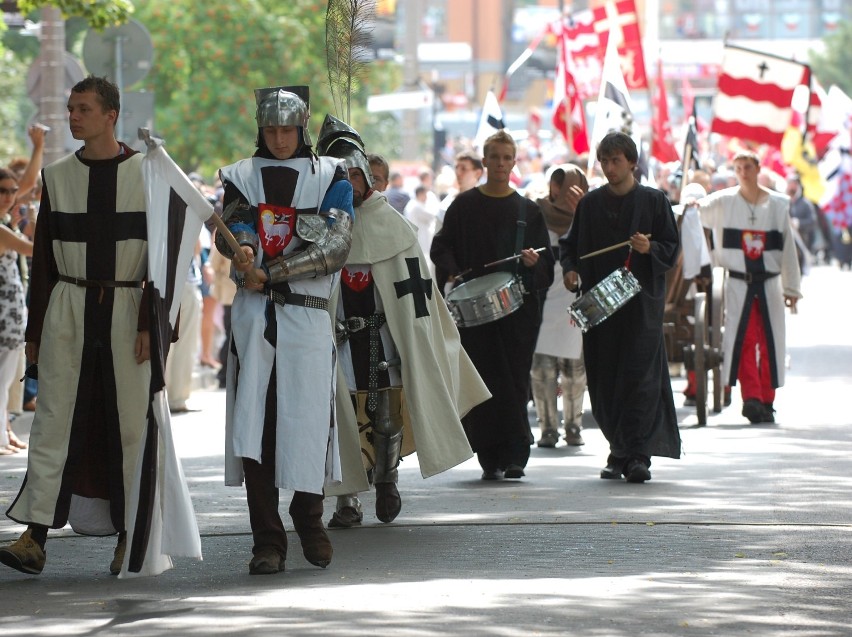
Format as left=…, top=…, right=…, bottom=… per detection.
left=552, top=26, right=589, bottom=156
left=710, top=44, right=810, bottom=148
left=651, top=58, right=679, bottom=162
left=562, top=0, right=648, bottom=90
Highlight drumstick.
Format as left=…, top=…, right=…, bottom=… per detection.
left=580, top=234, right=651, bottom=260
left=453, top=247, right=548, bottom=282
left=483, top=246, right=547, bottom=268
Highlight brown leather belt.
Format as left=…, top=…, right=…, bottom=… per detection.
left=58, top=274, right=143, bottom=303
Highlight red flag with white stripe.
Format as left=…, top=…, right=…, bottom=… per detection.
left=710, top=44, right=810, bottom=148
left=560, top=1, right=647, bottom=90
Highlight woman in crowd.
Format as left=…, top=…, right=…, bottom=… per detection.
left=0, top=167, right=34, bottom=453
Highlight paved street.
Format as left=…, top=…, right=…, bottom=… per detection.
left=1, top=264, right=851, bottom=636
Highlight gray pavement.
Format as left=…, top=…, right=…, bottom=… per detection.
left=2, top=264, right=851, bottom=636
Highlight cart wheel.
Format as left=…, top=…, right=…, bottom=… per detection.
left=710, top=267, right=726, bottom=413
left=694, top=292, right=708, bottom=426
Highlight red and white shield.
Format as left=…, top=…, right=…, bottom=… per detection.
left=342, top=265, right=372, bottom=292
left=258, top=203, right=296, bottom=258
left=741, top=230, right=766, bottom=260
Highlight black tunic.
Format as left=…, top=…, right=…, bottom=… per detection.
left=431, top=188, right=554, bottom=452
left=560, top=184, right=681, bottom=460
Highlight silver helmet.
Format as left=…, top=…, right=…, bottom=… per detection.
left=254, top=86, right=312, bottom=147
left=316, top=114, right=372, bottom=188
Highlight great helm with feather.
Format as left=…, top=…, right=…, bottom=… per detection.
left=254, top=85, right=312, bottom=147
left=316, top=114, right=373, bottom=189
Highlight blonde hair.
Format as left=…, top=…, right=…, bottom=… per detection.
left=482, top=130, right=516, bottom=159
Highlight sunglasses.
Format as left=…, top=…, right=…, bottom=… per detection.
left=0, top=187, right=20, bottom=196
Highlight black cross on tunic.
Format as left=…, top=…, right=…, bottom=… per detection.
left=757, top=60, right=769, bottom=79
left=394, top=257, right=432, bottom=318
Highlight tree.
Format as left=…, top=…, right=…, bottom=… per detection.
left=16, top=0, right=132, bottom=29
left=809, top=21, right=852, bottom=97
left=132, top=0, right=401, bottom=176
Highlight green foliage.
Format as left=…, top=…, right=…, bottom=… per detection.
left=16, top=0, right=133, bottom=29
left=809, top=21, right=852, bottom=97
left=0, top=49, right=34, bottom=161
left=133, top=0, right=401, bottom=177
left=2, top=0, right=403, bottom=175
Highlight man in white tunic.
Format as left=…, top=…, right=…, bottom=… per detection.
left=315, top=117, right=489, bottom=527
left=689, top=151, right=801, bottom=423
left=216, top=87, right=353, bottom=575
left=2, top=76, right=201, bottom=577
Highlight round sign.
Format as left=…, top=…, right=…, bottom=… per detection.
left=82, top=18, right=153, bottom=87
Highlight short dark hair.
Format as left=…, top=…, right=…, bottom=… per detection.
left=596, top=131, right=637, bottom=163
left=72, top=75, right=121, bottom=115
left=455, top=149, right=483, bottom=172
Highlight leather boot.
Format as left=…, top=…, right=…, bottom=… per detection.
left=289, top=491, right=332, bottom=568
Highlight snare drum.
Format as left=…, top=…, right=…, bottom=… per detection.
left=568, top=267, right=641, bottom=332
left=446, top=271, right=525, bottom=328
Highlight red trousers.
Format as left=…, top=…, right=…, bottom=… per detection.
left=737, top=298, right=776, bottom=405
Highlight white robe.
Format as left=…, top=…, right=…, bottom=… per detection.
left=535, top=229, right=582, bottom=360
left=699, top=187, right=802, bottom=387
left=220, top=156, right=346, bottom=494
left=328, top=192, right=489, bottom=495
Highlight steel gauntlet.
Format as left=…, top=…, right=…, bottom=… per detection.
left=266, top=208, right=353, bottom=283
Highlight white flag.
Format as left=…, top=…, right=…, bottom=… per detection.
left=473, top=90, right=506, bottom=153
left=587, top=32, right=640, bottom=172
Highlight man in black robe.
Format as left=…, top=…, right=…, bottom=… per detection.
left=431, top=130, right=554, bottom=481
left=560, top=132, right=681, bottom=483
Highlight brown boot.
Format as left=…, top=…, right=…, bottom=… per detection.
left=289, top=491, right=332, bottom=568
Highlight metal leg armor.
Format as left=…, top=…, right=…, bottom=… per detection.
left=559, top=356, right=587, bottom=446
left=531, top=354, right=560, bottom=448
left=370, top=388, right=404, bottom=523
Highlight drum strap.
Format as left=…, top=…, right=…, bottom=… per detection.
left=513, top=197, right=527, bottom=276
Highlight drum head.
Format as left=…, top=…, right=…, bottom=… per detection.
left=447, top=271, right=514, bottom=301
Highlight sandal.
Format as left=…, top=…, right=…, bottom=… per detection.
left=0, top=445, right=19, bottom=455
left=7, top=429, right=28, bottom=450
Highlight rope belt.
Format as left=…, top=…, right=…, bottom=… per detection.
left=339, top=313, right=387, bottom=412
left=728, top=271, right=779, bottom=284
left=58, top=274, right=143, bottom=303
left=266, top=288, right=329, bottom=312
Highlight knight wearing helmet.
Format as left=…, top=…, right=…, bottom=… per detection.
left=316, top=114, right=489, bottom=528
left=215, top=87, right=354, bottom=576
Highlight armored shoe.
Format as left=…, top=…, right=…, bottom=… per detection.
left=536, top=429, right=560, bottom=448
left=0, top=530, right=45, bottom=575
left=762, top=403, right=776, bottom=424
left=563, top=424, right=585, bottom=446
left=249, top=547, right=284, bottom=575
left=375, top=483, right=402, bottom=523
left=109, top=533, right=126, bottom=575
left=329, top=495, right=363, bottom=529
